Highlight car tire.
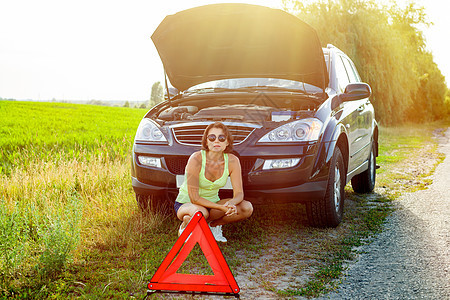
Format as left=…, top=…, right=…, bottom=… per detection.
left=351, top=141, right=376, bottom=193
left=306, top=146, right=345, bottom=228
left=136, top=194, right=172, bottom=215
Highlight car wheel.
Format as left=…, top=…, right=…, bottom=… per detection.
left=351, top=141, right=376, bottom=193
left=136, top=194, right=173, bottom=215
left=306, top=146, right=345, bottom=228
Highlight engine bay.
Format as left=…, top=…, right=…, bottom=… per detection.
left=152, top=88, right=322, bottom=125
left=156, top=100, right=317, bottom=124
left=157, top=104, right=317, bottom=124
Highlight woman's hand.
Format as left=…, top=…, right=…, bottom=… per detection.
left=224, top=201, right=237, bottom=216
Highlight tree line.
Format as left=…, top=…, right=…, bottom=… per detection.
left=283, top=0, right=449, bottom=124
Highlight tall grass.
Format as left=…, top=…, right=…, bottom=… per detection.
left=0, top=101, right=151, bottom=296
left=0, top=200, right=29, bottom=281
left=0, top=168, right=83, bottom=284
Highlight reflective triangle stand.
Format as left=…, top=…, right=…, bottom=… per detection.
left=146, top=211, right=240, bottom=298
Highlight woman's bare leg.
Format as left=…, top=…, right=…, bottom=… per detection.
left=176, top=203, right=209, bottom=230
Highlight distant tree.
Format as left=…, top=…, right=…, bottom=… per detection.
left=88, top=99, right=106, bottom=106
left=150, top=81, right=164, bottom=108
left=123, top=101, right=130, bottom=108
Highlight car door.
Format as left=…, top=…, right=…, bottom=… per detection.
left=341, top=56, right=372, bottom=172
left=335, top=55, right=371, bottom=173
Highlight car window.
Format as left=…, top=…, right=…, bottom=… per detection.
left=335, top=56, right=350, bottom=93
left=342, top=57, right=360, bottom=83
left=186, top=78, right=323, bottom=93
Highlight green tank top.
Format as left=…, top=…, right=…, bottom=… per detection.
left=176, top=150, right=229, bottom=204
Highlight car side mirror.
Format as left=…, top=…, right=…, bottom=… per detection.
left=342, top=83, right=372, bottom=102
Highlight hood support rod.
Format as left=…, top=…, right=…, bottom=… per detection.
left=164, top=69, right=171, bottom=102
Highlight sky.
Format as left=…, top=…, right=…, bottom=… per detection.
left=0, top=0, right=449, bottom=101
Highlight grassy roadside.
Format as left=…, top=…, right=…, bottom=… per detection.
left=1, top=101, right=448, bottom=298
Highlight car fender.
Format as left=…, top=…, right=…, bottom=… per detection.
left=326, top=123, right=348, bottom=163
left=131, top=144, right=137, bottom=177
left=311, top=116, right=348, bottom=180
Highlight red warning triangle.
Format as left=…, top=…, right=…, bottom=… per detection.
left=148, top=211, right=240, bottom=295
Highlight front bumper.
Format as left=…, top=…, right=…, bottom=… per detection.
left=131, top=141, right=330, bottom=204
left=132, top=175, right=327, bottom=204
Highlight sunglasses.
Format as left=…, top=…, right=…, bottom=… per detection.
left=207, top=134, right=227, bottom=142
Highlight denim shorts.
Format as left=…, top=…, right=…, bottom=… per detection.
left=174, top=201, right=184, bottom=214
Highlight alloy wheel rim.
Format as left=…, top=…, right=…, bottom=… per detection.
left=369, top=150, right=375, bottom=184
left=334, top=164, right=341, bottom=213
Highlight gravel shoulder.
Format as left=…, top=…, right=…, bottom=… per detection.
left=319, top=128, right=450, bottom=300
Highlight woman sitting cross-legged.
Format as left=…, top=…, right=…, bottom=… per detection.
left=173, top=121, right=253, bottom=242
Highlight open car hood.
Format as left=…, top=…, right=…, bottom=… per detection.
left=151, top=3, right=328, bottom=92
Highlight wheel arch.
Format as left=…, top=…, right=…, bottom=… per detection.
left=336, top=133, right=349, bottom=177
left=311, top=120, right=349, bottom=182
left=373, top=123, right=379, bottom=157
left=324, top=123, right=349, bottom=168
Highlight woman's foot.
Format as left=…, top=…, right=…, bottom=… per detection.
left=178, top=215, right=191, bottom=237
left=178, top=223, right=185, bottom=236
left=209, top=223, right=227, bottom=242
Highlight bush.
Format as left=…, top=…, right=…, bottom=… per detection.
left=0, top=200, right=29, bottom=281
left=35, top=189, right=83, bottom=278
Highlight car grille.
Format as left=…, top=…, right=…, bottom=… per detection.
left=172, top=123, right=255, bottom=146
left=165, top=157, right=189, bottom=175
left=165, top=156, right=256, bottom=175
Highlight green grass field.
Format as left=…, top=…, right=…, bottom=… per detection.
left=0, top=100, right=446, bottom=298
left=0, top=101, right=145, bottom=175
left=0, top=101, right=149, bottom=298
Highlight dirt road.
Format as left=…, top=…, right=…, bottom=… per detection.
left=319, top=128, right=450, bottom=300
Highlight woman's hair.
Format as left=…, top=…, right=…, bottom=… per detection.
left=201, top=122, right=234, bottom=153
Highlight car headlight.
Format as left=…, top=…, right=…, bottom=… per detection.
left=258, top=118, right=323, bottom=143
left=135, top=119, right=168, bottom=143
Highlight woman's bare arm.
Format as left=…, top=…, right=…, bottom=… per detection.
left=226, top=154, right=244, bottom=206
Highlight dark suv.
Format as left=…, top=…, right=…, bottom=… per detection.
left=131, top=4, right=378, bottom=227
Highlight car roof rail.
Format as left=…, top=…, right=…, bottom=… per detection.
left=326, top=43, right=346, bottom=55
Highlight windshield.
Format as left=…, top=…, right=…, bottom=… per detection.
left=186, top=78, right=323, bottom=93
